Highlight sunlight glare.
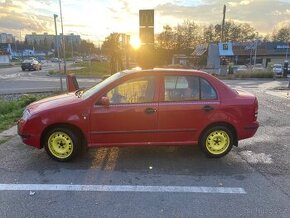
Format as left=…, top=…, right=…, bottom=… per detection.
left=130, top=36, right=141, bottom=49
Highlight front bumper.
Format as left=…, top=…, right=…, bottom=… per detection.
left=17, top=119, right=42, bottom=149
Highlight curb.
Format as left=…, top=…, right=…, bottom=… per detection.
left=0, top=126, right=18, bottom=141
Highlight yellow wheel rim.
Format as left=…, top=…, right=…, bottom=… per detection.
left=206, top=130, right=230, bottom=155
left=48, top=131, right=73, bottom=159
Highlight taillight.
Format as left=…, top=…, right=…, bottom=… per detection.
left=254, top=98, right=258, bottom=121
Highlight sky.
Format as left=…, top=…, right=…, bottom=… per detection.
left=0, top=0, right=290, bottom=44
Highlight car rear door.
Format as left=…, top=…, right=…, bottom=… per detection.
left=157, top=73, right=220, bottom=145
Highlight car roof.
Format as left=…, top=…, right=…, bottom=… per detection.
left=122, top=68, right=210, bottom=76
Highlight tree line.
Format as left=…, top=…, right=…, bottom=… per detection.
left=102, top=20, right=290, bottom=71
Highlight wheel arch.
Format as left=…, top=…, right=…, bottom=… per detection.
left=198, top=122, right=238, bottom=147
left=40, top=123, right=87, bottom=149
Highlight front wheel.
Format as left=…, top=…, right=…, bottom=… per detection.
left=44, top=127, right=81, bottom=162
left=200, top=126, right=234, bottom=158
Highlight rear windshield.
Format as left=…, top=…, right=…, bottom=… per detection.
left=23, top=60, right=32, bottom=63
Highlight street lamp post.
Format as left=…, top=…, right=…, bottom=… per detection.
left=53, top=14, right=63, bottom=91
left=59, top=0, right=67, bottom=76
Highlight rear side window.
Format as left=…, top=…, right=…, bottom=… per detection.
left=165, top=76, right=200, bottom=101
left=164, top=76, right=217, bottom=101
left=200, top=78, right=217, bottom=100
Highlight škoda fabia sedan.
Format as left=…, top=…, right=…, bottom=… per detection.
left=18, top=69, right=259, bottom=161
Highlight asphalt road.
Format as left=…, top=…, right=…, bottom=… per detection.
left=0, top=62, right=99, bottom=94
left=0, top=78, right=290, bottom=217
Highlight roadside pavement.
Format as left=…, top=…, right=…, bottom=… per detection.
left=0, top=126, right=17, bottom=141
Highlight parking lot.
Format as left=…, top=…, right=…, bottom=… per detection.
left=0, top=79, right=290, bottom=218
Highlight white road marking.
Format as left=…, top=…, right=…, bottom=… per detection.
left=0, top=184, right=246, bottom=194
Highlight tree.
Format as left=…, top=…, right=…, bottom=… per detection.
left=203, top=24, right=217, bottom=43
left=156, top=25, right=176, bottom=50
left=156, top=25, right=177, bottom=65
left=213, top=21, right=257, bottom=42
left=156, top=20, right=259, bottom=67
left=175, top=20, right=201, bottom=52
left=102, top=33, right=123, bottom=74
left=77, top=40, right=97, bottom=55
left=272, top=26, right=290, bottom=42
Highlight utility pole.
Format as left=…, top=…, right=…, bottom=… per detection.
left=54, top=14, right=63, bottom=91
left=221, top=5, right=226, bottom=42
left=59, top=0, right=67, bottom=76
left=253, top=40, right=258, bottom=67
left=71, top=36, right=73, bottom=59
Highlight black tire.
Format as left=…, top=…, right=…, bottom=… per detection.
left=199, top=126, right=234, bottom=158
left=44, top=127, right=81, bottom=162
left=21, top=68, right=25, bottom=71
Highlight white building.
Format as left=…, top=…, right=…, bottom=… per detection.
left=25, top=32, right=81, bottom=48
left=0, top=33, right=15, bottom=43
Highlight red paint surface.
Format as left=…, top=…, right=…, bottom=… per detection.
left=18, top=69, right=259, bottom=149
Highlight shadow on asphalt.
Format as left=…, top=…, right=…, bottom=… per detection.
left=3, top=138, right=249, bottom=177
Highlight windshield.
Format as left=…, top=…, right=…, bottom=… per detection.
left=23, top=60, right=32, bottom=63
left=81, top=72, right=125, bottom=99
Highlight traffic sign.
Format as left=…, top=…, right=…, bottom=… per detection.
left=139, top=10, right=154, bottom=27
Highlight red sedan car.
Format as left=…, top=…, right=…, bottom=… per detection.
left=18, top=69, right=259, bottom=161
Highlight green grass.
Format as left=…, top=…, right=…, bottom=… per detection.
left=0, top=139, right=8, bottom=144
left=48, top=70, right=61, bottom=75
left=69, top=61, right=109, bottom=76
left=0, top=95, right=41, bottom=133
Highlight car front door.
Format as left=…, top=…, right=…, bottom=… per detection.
left=89, top=74, right=159, bottom=146
left=157, top=74, right=220, bottom=145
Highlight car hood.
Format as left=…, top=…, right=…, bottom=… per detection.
left=27, top=92, right=83, bottom=114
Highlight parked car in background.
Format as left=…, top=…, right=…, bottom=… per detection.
left=18, top=69, right=259, bottom=162
left=83, top=56, right=92, bottom=61
left=272, top=64, right=283, bottom=77
left=233, top=65, right=248, bottom=73
left=36, top=56, right=46, bottom=63
left=51, top=58, right=61, bottom=63
left=252, top=64, right=265, bottom=71
left=11, top=57, right=23, bottom=62
left=21, top=59, right=42, bottom=71
left=74, top=57, right=83, bottom=63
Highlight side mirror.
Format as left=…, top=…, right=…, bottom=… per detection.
left=100, top=96, right=110, bottom=107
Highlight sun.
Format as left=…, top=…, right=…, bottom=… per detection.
left=130, top=36, right=141, bottom=49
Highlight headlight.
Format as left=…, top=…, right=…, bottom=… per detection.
left=22, top=109, right=31, bottom=121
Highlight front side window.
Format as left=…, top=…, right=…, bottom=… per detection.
left=106, top=76, right=155, bottom=104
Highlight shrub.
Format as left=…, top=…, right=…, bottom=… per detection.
left=228, top=70, right=273, bottom=79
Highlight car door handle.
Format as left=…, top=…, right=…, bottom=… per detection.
left=203, top=105, right=214, bottom=112
left=144, top=108, right=157, bottom=114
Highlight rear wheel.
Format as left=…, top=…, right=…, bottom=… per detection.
left=200, top=126, right=234, bottom=158
left=44, top=127, right=81, bottom=162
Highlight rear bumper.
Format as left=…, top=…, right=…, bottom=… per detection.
left=238, top=121, right=259, bottom=140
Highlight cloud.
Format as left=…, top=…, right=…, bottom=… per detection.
left=155, top=0, right=290, bottom=34
left=0, top=0, right=54, bottom=39
left=0, top=0, right=289, bottom=43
